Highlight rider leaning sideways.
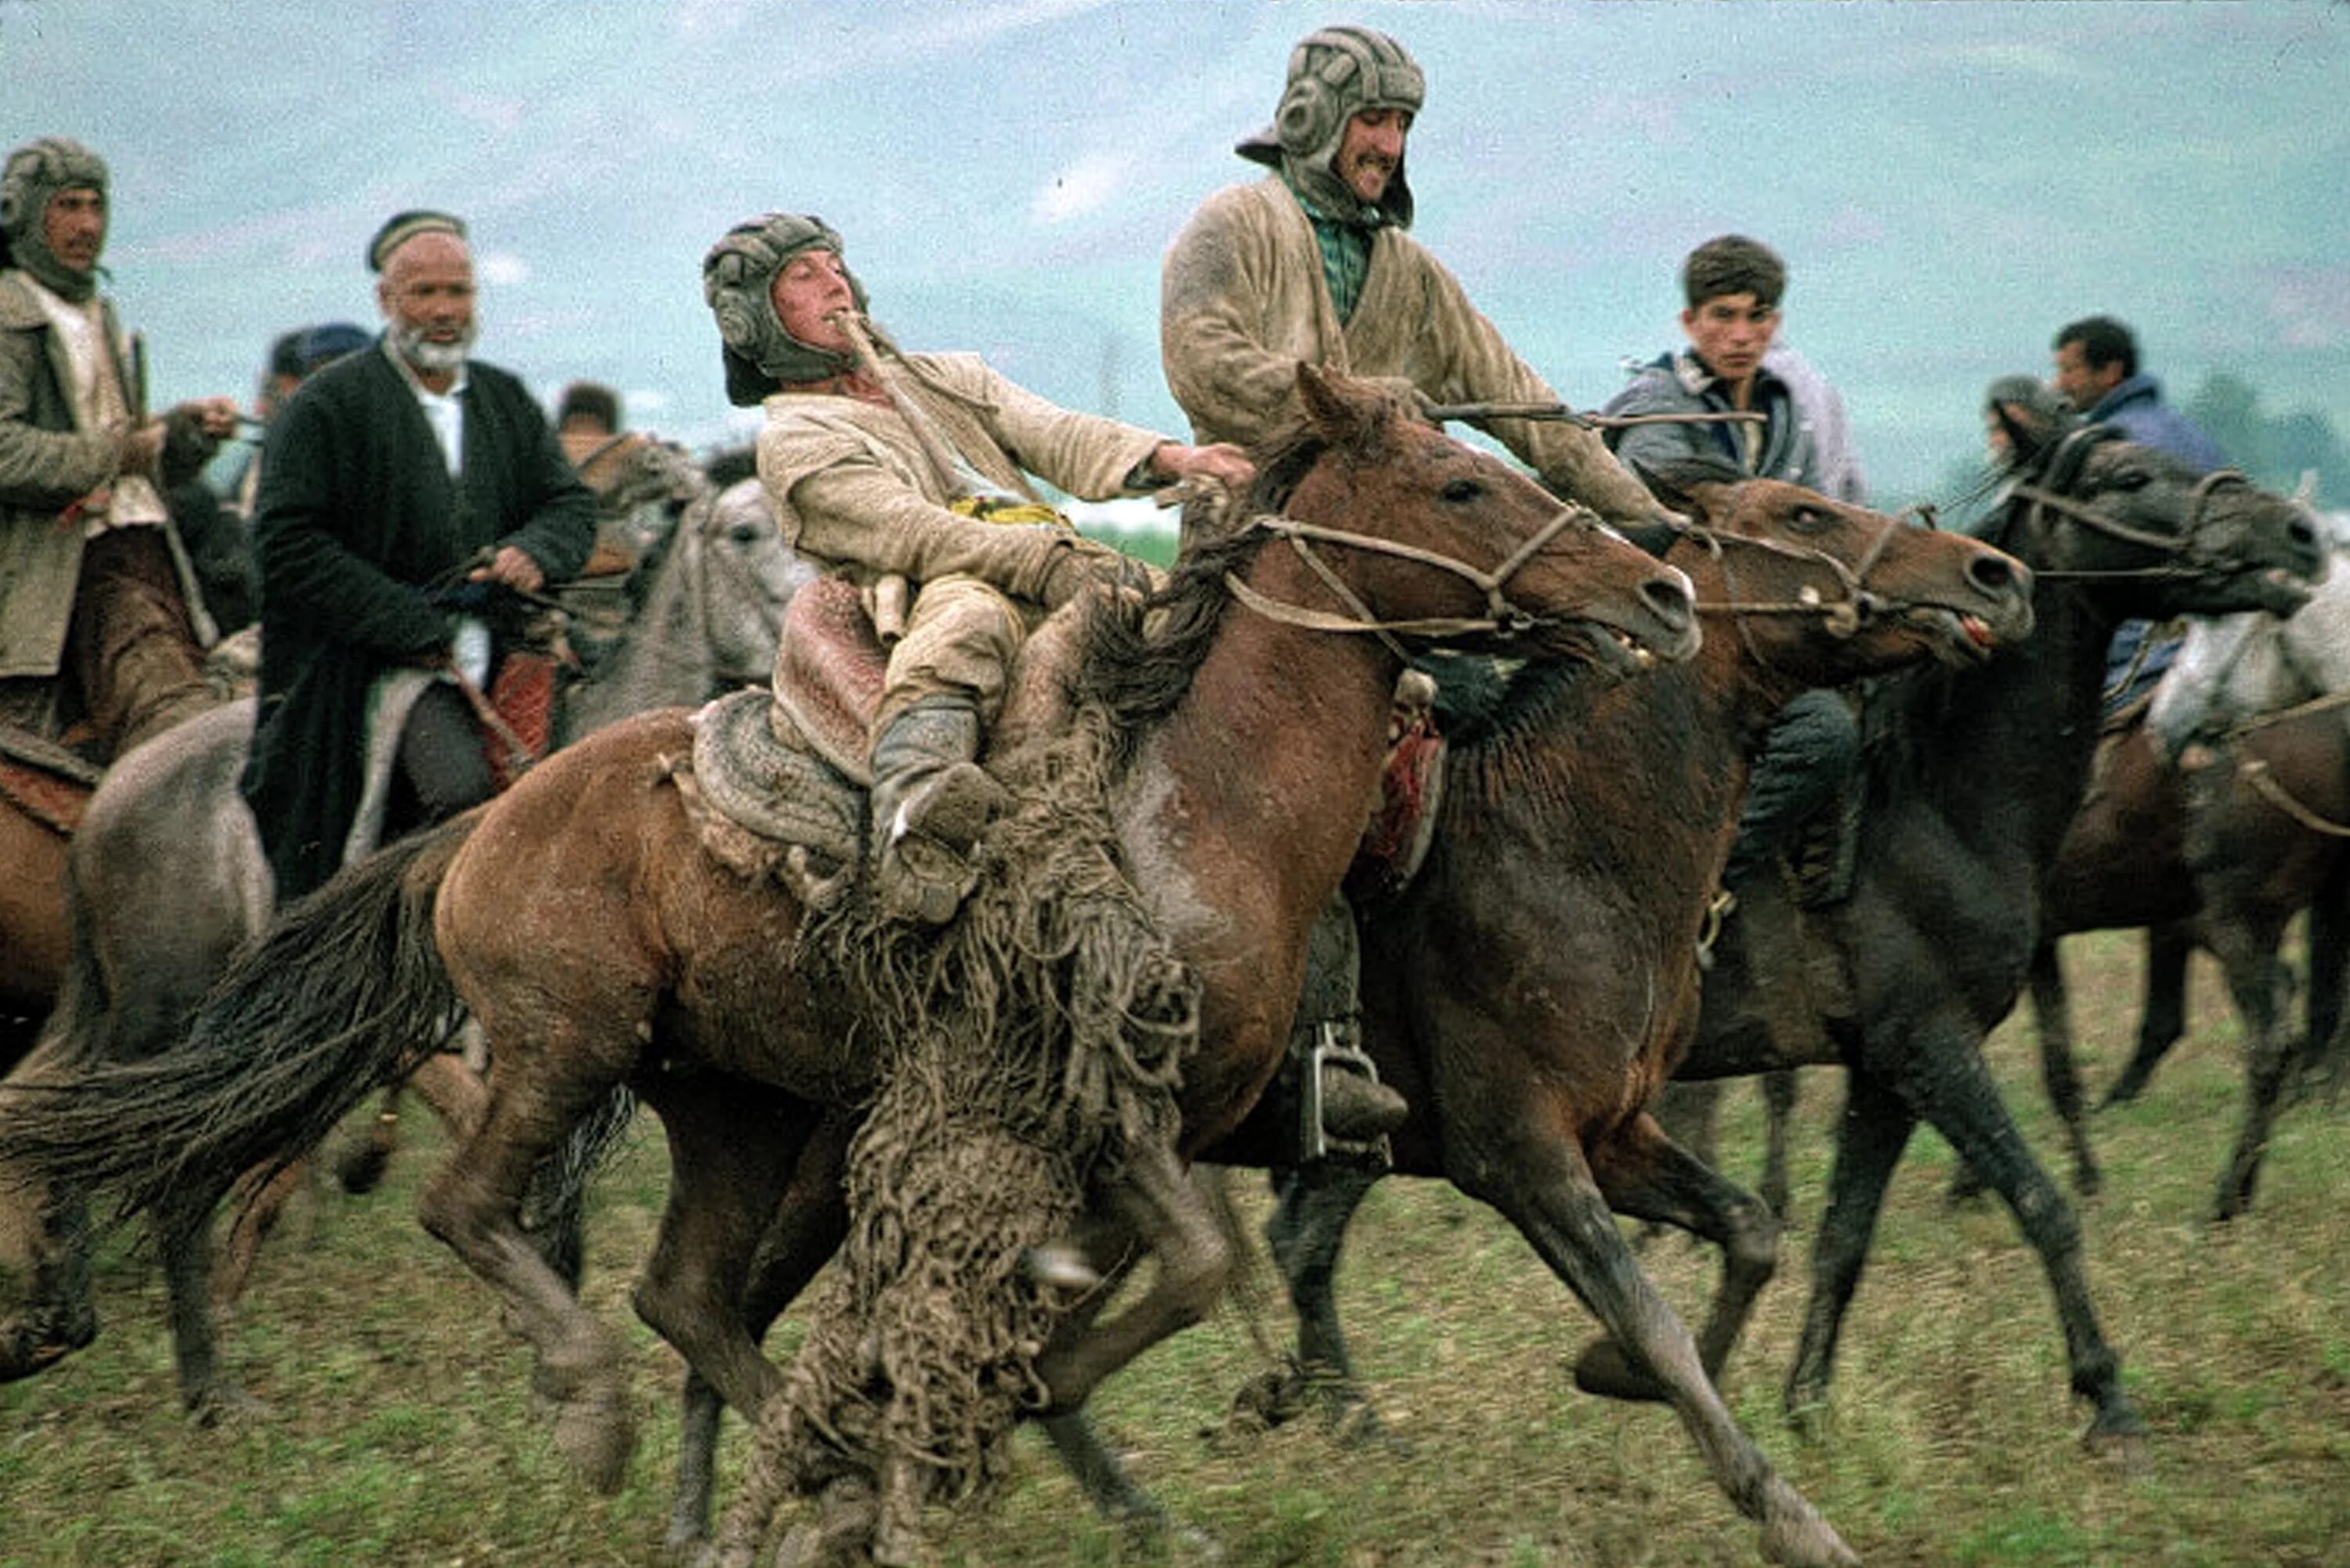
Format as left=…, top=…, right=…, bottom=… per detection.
left=703, top=213, right=1250, bottom=926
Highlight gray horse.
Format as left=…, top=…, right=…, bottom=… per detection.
left=0, top=465, right=805, bottom=1416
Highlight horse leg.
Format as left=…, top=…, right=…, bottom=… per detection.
left=1785, top=1065, right=1917, bottom=1428
left=1033, top=1137, right=1232, bottom=1414
left=2304, top=880, right=2350, bottom=1106
left=155, top=1172, right=264, bottom=1422
left=1260, top=1158, right=1390, bottom=1435
left=414, top=1060, right=638, bottom=1494
left=1460, top=1121, right=1855, bottom=1568
left=2102, top=924, right=2193, bottom=1107
left=1576, top=1110, right=1781, bottom=1401
left=1864, top=1035, right=2146, bottom=1451
left=2205, top=916, right=2297, bottom=1223
left=1759, top=1068, right=1799, bottom=1224
left=654, top=1096, right=851, bottom=1556
left=0, top=1178, right=98, bottom=1382
left=0, top=1039, right=101, bottom=1379
left=2029, top=938, right=2101, bottom=1196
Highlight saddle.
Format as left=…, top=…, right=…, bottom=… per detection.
left=688, top=574, right=1455, bottom=913
left=682, top=576, right=876, bottom=901
left=0, top=722, right=101, bottom=836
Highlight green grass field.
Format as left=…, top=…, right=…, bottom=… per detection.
left=3, top=931, right=2346, bottom=1566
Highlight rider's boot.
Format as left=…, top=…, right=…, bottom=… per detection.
left=866, top=693, right=1010, bottom=926
left=1293, top=894, right=1407, bottom=1154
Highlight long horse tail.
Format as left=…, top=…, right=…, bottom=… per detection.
left=2, top=811, right=483, bottom=1225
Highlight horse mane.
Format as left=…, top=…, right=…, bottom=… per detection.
left=1064, top=426, right=1325, bottom=771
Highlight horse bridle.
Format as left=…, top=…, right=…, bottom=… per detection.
left=1687, top=507, right=1904, bottom=645
left=2001, top=425, right=2257, bottom=583
left=1220, top=505, right=1601, bottom=660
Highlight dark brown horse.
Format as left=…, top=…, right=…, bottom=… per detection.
left=0, top=370, right=1705, bottom=1563
left=2016, top=573, right=2350, bottom=1217
left=1261, top=420, right=2321, bottom=1477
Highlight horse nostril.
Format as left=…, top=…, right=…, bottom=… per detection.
left=1642, top=574, right=1694, bottom=628
left=1970, top=557, right=2015, bottom=591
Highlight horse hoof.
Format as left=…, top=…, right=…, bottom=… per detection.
left=186, top=1383, right=269, bottom=1429
left=1760, top=1512, right=1861, bottom=1568
left=334, top=1137, right=394, bottom=1195
left=552, top=1387, right=637, bottom=1494
left=1571, top=1338, right=1668, bottom=1404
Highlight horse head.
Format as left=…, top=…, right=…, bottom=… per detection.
left=1642, top=461, right=2035, bottom=681
left=1990, top=425, right=2322, bottom=621
left=689, top=476, right=819, bottom=688
left=1240, top=364, right=1698, bottom=671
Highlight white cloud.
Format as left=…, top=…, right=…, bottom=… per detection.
left=1033, top=151, right=1129, bottom=226
left=478, top=251, right=530, bottom=288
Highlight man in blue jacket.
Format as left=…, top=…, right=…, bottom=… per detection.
left=2052, top=314, right=2229, bottom=712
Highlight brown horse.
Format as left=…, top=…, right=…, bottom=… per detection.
left=0, top=369, right=1703, bottom=1561
left=0, top=466, right=804, bottom=1411
left=0, top=732, right=87, bottom=1067
left=690, top=464, right=2038, bottom=1566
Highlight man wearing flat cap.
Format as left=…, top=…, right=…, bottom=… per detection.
left=0, top=135, right=242, bottom=760
left=1160, top=26, right=1671, bottom=537
left=241, top=209, right=594, bottom=899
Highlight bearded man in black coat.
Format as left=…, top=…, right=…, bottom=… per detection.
left=242, top=211, right=595, bottom=899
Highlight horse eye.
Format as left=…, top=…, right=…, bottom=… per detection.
left=1441, top=478, right=1483, bottom=504
left=2106, top=469, right=2150, bottom=493
left=1788, top=506, right=1831, bottom=533
left=728, top=523, right=763, bottom=545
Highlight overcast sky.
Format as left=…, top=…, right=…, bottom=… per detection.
left=5, top=0, right=2344, bottom=501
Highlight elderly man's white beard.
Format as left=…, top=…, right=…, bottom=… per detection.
left=392, top=319, right=477, bottom=378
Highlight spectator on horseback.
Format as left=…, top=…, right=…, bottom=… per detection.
left=1601, top=235, right=1864, bottom=1045
left=2052, top=314, right=2229, bottom=714
left=240, top=210, right=596, bottom=901
left=1160, top=24, right=1676, bottom=542
left=703, top=211, right=1251, bottom=927
left=0, top=135, right=241, bottom=761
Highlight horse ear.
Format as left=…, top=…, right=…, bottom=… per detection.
left=1296, top=363, right=1383, bottom=451
left=1631, top=456, right=1737, bottom=521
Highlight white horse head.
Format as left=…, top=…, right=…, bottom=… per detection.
left=2151, top=509, right=2350, bottom=751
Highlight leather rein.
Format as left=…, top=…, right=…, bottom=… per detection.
left=2003, top=427, right=2258, bottom=583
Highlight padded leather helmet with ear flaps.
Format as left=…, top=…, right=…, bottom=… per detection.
left=1274, top=27, right=1424, bottom=159
left=702, top=211, right=870, bottom=405
left=1237, top=26, right=1423, bottom=229
left=2, top=135, right=110, bottom=301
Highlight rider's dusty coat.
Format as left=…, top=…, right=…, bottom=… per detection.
left=0, top=269, right=212, bottom=683
left=755, top=352, right=1162, bottom=602
left=1159, top=175, right=1659, bottom=526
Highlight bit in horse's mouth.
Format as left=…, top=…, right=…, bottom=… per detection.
left=1902, top=605, right=2001, bottom=666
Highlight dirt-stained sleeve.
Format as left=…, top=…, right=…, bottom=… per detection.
left=958, top=359, right=1164, bottom=500
left=1408, top=254, right=1662, bottom=525
left=757, top=410, right=1065, bottom=602
left=1161, top=184, right=1312, bottom=448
